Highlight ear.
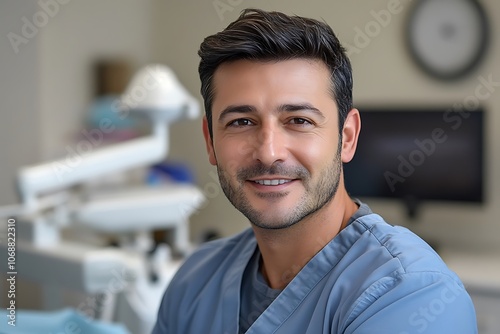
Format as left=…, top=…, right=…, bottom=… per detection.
left=341, top=108, right=361, bottom=163
left=202, top=117, right=217, bottom=166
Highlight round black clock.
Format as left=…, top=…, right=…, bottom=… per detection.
left=406, top=0, right=490, bottom=81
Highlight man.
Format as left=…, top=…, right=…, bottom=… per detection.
left=153, top=8, right=477, bottom=334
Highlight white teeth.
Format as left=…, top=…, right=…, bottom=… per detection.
left=254, top=179, right=291, bottom=186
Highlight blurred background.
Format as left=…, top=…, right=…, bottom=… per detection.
left=0, top=0, right=499, bottom=333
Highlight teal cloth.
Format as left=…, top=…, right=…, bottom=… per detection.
left=0, top=308, right=129, bottom=334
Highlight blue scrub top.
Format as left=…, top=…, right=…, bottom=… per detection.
left=153, top=211, right=477, bottom=333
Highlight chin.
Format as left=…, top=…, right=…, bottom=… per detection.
left=249, top=212, right=300, bottom=230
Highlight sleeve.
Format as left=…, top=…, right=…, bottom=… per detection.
left=343, top=272, right=477, bottom=334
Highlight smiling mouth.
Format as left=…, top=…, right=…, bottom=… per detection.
left=252, top=179, right=293, bottom=186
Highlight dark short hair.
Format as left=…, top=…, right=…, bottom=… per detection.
left=198, top=8, right=353, bottom=139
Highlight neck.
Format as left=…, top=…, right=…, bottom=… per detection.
left=252, top=188, right=358, bottom=290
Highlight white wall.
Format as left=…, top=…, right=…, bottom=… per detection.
left=151, top=0, right=500, bottom=252
left=0, top=1, right=42, bottom=206
left=38, top=0, right=154, bottom=160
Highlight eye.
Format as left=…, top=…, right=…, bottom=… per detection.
left=288, top=118, right=312, bottom=126
left=227, top=118, right=254, bottom=127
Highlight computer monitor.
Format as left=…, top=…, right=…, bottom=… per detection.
left=344, top=107, right=485, bottom=218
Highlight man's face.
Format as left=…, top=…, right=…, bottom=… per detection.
left=203, top=59, right=344, bottom=229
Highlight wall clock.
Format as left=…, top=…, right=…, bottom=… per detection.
left=406, top=0, right=490, bottom=81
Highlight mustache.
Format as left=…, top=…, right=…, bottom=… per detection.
left=236, top=162, right=309, bottom=180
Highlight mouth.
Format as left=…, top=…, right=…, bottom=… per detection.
left=252, top=179, right=293, bottom=186
left=245, top=174, right=301, bottom=198
left=247, top=177, right=299, bottom=192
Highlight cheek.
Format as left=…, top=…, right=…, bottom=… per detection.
left=214, top=137, right=253, bottom=171
left=290, top=135, right=338, bottom=171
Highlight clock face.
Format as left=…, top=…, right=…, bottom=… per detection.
left=406, top=0, right=489, bottom=80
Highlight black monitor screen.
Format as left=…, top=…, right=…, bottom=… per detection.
left=344, top=107, right=484, bottom=204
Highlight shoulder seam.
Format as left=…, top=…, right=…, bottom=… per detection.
left=357, top=218, right=407, bottom=274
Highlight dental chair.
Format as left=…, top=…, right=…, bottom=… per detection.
left=0, top=65, right=205, bottom=334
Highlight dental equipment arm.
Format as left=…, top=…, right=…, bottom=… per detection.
left=17, top=64, right=199, bottom=212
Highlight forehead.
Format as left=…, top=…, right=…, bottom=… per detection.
left=211, top=59, right=333, bottom=112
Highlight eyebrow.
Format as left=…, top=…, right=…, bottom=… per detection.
left=218, top=105, right=256, bottom=122
left=218, top=103, right=325, bottom=122
left=277, top=103, right=325, bottom=119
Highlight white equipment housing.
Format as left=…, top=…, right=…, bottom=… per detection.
left=0, top=64, right=205, bottom=334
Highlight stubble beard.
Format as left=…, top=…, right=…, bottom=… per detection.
left=217, top=141, right=342, bottom=230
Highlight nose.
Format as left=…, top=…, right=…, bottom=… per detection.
left=252, top=123, right=289, bottom=166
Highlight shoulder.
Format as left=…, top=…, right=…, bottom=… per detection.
left=334, top=212, right=464, bottom=300
left=339, top=214, right=477, bottom=333
left=351, top=213, right=452, bottom=274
